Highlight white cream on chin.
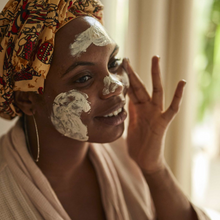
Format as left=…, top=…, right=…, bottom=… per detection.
left=103, top=75, right=123, bottom=95
left=69, top=21, right=113, bottom=57
left=51, top=89, right=91, bottom=141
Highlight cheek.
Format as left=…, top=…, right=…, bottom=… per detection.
left=34, top=92, right=53, bottom=119
left=50, top=89, right=91, bottom=141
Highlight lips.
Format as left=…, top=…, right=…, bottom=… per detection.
left=104, top=107, right=122, bottom=117
left=97, top=100, right=126, bottom=118
left=95, top=108, right=127, bottom=126
left=95, top=101, right=127, bottom=126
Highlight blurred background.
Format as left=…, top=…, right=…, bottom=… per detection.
left=1, top=0, right=220, bottom=218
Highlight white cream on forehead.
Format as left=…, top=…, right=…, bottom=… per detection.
left=69, top=21, right=113, bottom=57
left=103, top=75, right=123, bottom=95
left=51, top=89, right=91, bottom=141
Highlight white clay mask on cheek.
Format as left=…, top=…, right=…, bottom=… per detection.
left=103, top=75, right=123, bottom=95
left=69, top=21, right=113, bottom=57
left=51, top=89, right=91, bottom=141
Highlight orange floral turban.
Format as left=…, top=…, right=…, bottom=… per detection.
left=0, top=0, right=103, bottom=120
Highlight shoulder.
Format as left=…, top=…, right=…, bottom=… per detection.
left=0, top=161, right=37, bottom=220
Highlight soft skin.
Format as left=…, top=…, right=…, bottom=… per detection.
left=15, top=17, right=198, bottom=220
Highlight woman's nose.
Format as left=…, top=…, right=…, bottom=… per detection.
left=100, top=74, right=124, bottom=99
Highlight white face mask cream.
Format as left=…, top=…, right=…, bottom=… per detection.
left=103, top=74, right=123, bottom=96
left=51, top=89, right=91, bottom=141
left=70, top=21, right=113, bottom=57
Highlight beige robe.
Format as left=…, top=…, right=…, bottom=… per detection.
left=0, top=120, right=210, bottom=220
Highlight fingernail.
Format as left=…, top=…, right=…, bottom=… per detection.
left=182, top=79, right=187, bottom=87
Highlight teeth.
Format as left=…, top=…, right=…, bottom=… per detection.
left=104, top=108, right=122, bottom=117
left=113, top=111, right=118, bottom=116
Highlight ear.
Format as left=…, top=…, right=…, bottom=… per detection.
left=14, top=91, right=36, bottom=116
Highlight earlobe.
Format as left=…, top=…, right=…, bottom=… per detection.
left=14, top=91, right=35, bottom=116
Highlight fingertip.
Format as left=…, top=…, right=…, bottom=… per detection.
left=152, top=55, right=160, bottom=63
left=124, top=57, right=130, bottom=65
left=155, top=55, right=160, bottom=60
left=122, top=58, right=130, bottom=71
left=181, top=79, right=187, bottom=88
left=178, top=79, right=186, bottom=87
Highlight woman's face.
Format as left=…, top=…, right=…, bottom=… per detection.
left=36, top=16, right=129, bottom=143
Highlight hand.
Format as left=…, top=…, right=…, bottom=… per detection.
left=123, top=56, right=186, bottom=174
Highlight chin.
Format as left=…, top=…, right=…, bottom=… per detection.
left=88, top=123, right=125, bottom=144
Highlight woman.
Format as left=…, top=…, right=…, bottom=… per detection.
left=0, top=0, right=210, bottom=219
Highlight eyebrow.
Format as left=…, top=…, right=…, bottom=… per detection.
left=62, top=44, right=119, bottom=77
left=62, top=62, right=95, bottom=77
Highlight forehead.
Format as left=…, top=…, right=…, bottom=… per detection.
left=54, top=16, right=109, bottom=53
left=51, top=16, right=115, bottom=71
left=57, top=16, right=101, bottom=37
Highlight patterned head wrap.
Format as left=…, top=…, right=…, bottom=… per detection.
left=0, top=0, right=104, bottom=120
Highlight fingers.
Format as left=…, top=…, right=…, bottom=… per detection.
left=123, top=58, right=150, bottom=104
left=128, top=100, right=137, bottom=125
left=127, top=87, right=139, bottom=104
left=163, top=80, right=186, bottom=122
left=151, top=56, right=163, bottom=109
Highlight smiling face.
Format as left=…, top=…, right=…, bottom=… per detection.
left=35, top=16, right=129, bottom=143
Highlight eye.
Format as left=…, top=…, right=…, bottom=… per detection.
left=75, top=75, right=92, bottom=83
left=108, top=58, right=121, bottom=72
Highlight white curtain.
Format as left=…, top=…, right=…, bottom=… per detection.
left=103, top=0, right=197, bottom=196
